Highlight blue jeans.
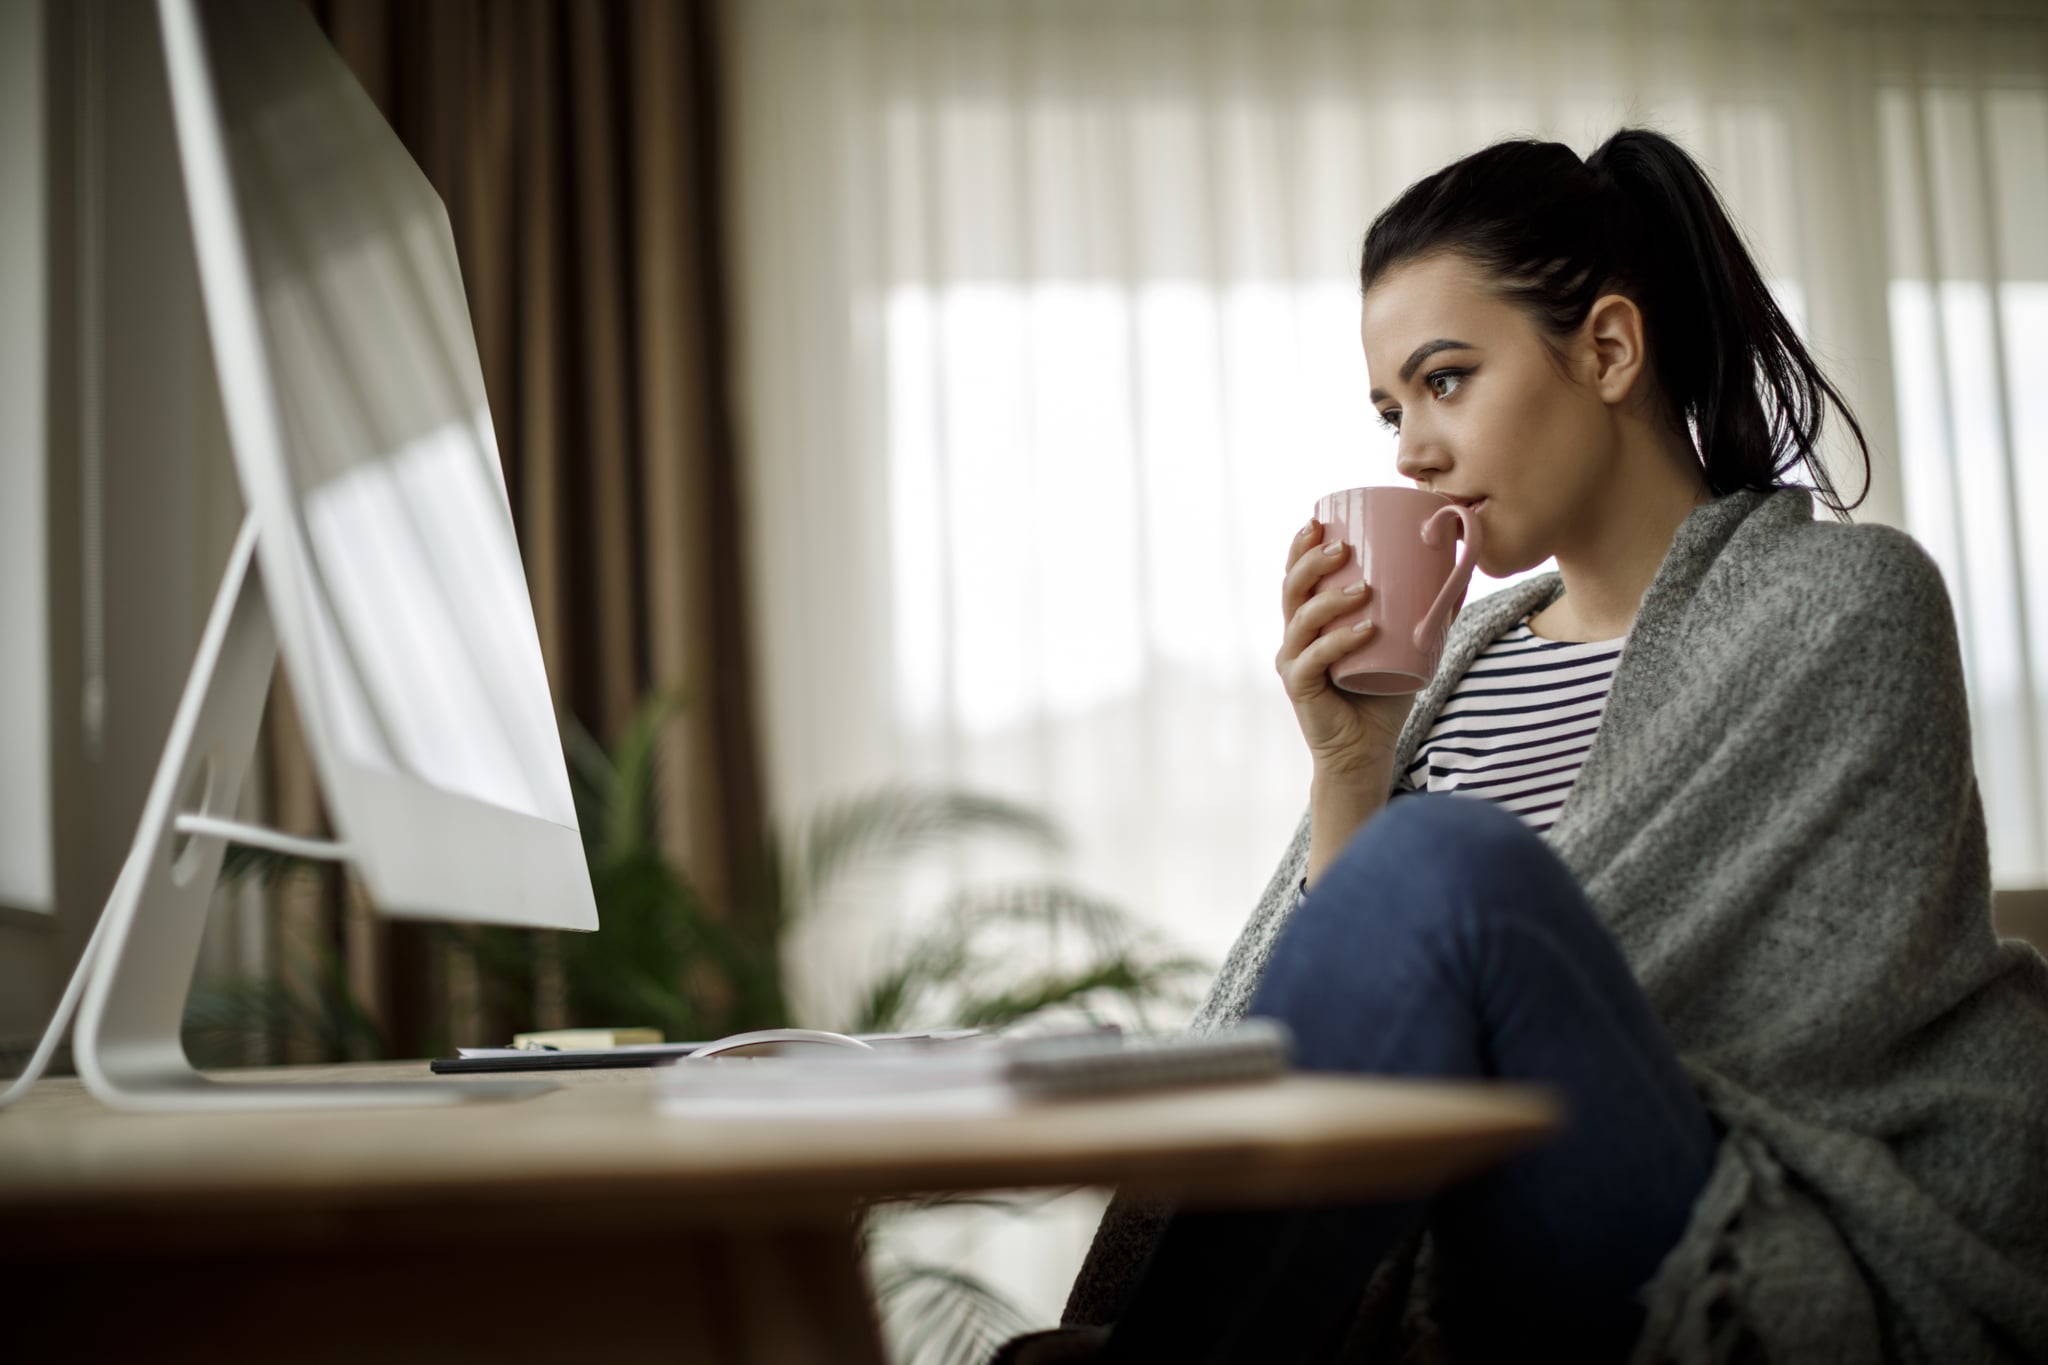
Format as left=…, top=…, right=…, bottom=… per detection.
left=1101, top=793, right=1721, bottom=1364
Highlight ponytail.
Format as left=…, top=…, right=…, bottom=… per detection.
left=1360, top=128, right=1871, bottom=518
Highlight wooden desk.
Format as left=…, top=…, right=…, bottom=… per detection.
left=0, top=1062, right=1560, bottom=1364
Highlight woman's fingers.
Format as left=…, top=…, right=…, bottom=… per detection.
left=1279, top=521, right=1316, bottom=618
left=1280, top=574, right=1373, bottom=662
left=1285, top=518, right=1321, bottom=575
left=1278, top=613, right=1378, bottom=695
left=1281, top=520, right=1340, bottom=614
left=1276, top=588, right=1376, bottom=690
left=1278, top=519, right=1377, bottom=698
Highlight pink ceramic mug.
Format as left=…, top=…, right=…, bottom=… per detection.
left=1311, top=486, right=1486, bottom=695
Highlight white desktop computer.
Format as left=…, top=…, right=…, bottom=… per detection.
left=4, top=0, right=598, bottom=1111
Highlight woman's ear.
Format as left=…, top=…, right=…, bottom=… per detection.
left=1582, top=292, right=1649, bottom=406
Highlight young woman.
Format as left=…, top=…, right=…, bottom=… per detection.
left=1000, top=130, right=2048, bottom=1364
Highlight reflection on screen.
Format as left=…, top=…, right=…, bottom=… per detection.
left=202, top=0, right=575, bottom=829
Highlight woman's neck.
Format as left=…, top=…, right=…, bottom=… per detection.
left=1530, top=438, right=1714, bottom=644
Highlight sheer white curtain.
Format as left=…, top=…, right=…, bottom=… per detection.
left=1879, top=12, right=2048, bottom=886
left=726, top=0, right=2048, bottom=1336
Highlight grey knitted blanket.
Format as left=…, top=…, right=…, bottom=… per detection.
left=1063, top=488, right=2048, bottom=1363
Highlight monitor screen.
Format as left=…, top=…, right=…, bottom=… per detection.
left=172, top=0, right=593, bottom=928
left=202, top=0, right=575, bottom=831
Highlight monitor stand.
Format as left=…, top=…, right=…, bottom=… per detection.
left=5, top=516, right=552, bottom=1112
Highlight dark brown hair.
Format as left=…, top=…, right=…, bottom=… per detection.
left=1360, top=129, right=1870, bottom=518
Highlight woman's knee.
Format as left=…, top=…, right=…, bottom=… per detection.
left=1357, top=790, right=1536, bottom=860
left=1316, top=793, right=1589, bottom=939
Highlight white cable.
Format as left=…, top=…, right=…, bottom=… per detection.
left=172, top=814, right=350, bottom=862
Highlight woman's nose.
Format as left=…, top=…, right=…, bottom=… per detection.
left=1394, top=436, right=1444, bottom=484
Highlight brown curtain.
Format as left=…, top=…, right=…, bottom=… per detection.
left=277, top=0, right=763, bottom=1053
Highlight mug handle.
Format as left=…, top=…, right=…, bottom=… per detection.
left=1412, top=504, right=1486, bottom=651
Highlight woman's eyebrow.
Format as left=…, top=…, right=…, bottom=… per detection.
left=1369, top=339, right=1479, bottom=402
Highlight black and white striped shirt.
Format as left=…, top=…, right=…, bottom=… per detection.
left=1395, top=616, right=1627, bottom=836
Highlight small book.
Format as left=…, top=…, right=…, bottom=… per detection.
left=512, top=1027, right=664, bottom=1050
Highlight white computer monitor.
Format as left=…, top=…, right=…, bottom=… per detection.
left=9, top=0, right=597, bottom=1112
left=173, top=0, right=596, bottom=932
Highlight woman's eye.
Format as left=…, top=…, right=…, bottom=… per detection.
left=1377, top=369, right=1467, bottom=433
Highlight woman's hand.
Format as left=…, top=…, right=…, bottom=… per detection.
left=1276, top=518, right=1415, bottom=778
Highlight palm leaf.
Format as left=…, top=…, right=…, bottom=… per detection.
left=603, top=690, right=686, bottom=860
left=560, top=709, right=621, bottom=848
left=871, top=1260, right=1037, bottom=1365
left=849, top=929, right=975, bottom=1035
left=219, top=841, right=331, bottom=887
left=182, top=943, right=384, bottom=1067
left=849, top=880, right=1209, bottom=1034
left=949, top=955, right=1208, bottom=1031
left=791, top=786, right=1065, bottom=916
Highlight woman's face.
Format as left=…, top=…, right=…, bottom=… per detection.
left=1360, top=252, right=1622, bottom=577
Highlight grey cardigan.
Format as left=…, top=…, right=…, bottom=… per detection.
left=1063, top=488, right=2048, bottom=1362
